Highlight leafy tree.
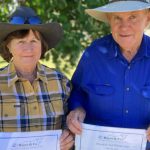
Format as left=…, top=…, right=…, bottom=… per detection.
left=0, top=0, right=110, bottom=75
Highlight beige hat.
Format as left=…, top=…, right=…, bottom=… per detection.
left=85, top=0, right=150, bottom=23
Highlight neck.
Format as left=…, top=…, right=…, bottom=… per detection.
left=16, top=66, right=37, bottom=83
left=120, top=47, right=139, bottom=62
left=122, top=50, right=135, bottom=62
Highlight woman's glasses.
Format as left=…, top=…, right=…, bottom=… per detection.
left=9, top=16, right=42, bottom=25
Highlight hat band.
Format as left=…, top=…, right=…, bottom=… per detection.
left=109, top=0, right=149, bottom=3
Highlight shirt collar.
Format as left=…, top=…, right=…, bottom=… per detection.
left=141, top=34, right=150, bottom=58
left=107, top=35, right=119, bottom=59
left=8, top=61, right=19, bottom=87
left=108, top=34, right=150, bottom=59
left=36, top=62, right=48, bottom=84
left=8, top=61, right=48, bottom=87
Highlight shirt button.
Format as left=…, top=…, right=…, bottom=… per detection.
left=126, top=87, right=130, bottom=91
left=33, top=106, right=37, bottom=110
left=125, top=110, right=129, bottom=113
left=128, top=66, right=131, bottom=69
left=4, top=114, right=8, bottom=117
left=35, top=125, right=39, bottom=128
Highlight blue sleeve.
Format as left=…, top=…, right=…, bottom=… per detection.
left=68, top=49, right=92, bottom=111
left=68, top=38, right=104, bottom=111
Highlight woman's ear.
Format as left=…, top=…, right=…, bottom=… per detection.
left=7, top=43, right=11, bottom=53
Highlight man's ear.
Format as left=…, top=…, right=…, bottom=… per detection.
left=146, top=10, right=150, bottom=27
left=106, top=13, right=111, bottom=28
left=106, top=13, right=111, bottom=23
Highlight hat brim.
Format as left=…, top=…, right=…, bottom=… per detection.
left=0, top=22, right=63, bottom=49
left=85, top=1, right=150, bottom=23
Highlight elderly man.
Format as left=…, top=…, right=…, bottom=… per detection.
left=67, top=0, right=150, bottom=149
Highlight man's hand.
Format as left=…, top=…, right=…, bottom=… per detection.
left=67, top=107, right=86, bottom=134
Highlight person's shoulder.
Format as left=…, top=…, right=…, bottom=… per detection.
left=86, top=34, right=113, bottom=52
left=41, top=64, right=69, bottom=80
left=144, top=34, right=150, bottom=41
left=144, top=34, right=150, bottom=48
left=84, top=34, right=113, bottom=56
left=0, top=65, right=8, bottom=73
left=90, top=34, right=113, bottom=47
left=0, top=65, right=9, bottom=84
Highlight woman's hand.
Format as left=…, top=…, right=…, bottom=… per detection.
left=60, top=129, right=74, bottom=150
left=67, top=107, right=86, bottom=134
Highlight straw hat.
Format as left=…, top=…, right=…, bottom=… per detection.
left=85, top=0, right=150, bottom=23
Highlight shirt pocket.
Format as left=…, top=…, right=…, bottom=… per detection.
left=83, top=83, right=115, bottom=115
left=45, top=93, right=65, bottom=115
left=141, top=85, right=150, bottom=99
left=140, top=85, right=150, bottom=123
left=84, top=83, right=114, bottom=96
left=0, top=99, right=20, bottom=130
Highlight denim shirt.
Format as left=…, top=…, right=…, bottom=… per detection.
left=69, top=34, right=150, bottom=129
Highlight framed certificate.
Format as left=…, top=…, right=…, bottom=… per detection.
left=0, top=130, right=62, bottom=150
left=75, top=123, right=147, bottom=150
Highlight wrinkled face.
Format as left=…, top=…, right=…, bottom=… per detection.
left=7, top=29, right=42, bottom=68
left=107, top=9, right=150, bottom=51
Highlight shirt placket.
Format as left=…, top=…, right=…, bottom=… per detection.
left=123, top=62, right=132, bottom=126
left=22, top=80, right=41, bottom=131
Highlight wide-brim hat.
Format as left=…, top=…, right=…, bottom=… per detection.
left=85, top=0, right=150, bottom=23
left=0, top=6, right=63, bottom=49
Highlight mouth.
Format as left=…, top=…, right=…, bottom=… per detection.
left=119, top=34, right=132, bottom=38
left=22, top=56, right=34, bottom=60
left=23, top=56, right=33, bottom=57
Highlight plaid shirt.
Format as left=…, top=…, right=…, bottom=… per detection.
left=0, top=61, right=71, bottom=132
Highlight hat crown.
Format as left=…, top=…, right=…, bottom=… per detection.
left=109, top=0, right=149, bottom=3
left=11, top=6, right=37, bottom=18
left=0, top=6, right=63, bottom=51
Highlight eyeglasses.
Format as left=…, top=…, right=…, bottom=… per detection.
left=9, top=16, right=42, bottom=25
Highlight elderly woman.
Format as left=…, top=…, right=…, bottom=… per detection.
left=0, top=6, right=74, bottom=150
left=67, top=0, right=150, bottom=149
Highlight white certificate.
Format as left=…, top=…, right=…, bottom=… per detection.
left=0, top=130, right=62, bottom=150
left=75, top=123, right=147, bottom=150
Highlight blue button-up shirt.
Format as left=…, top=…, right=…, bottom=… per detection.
left=69, top=34, right=150, bottom=129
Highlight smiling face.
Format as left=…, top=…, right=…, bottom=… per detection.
left=107, top=9, right=150, bottom=52
left=7, top=29, right=42, bottom=70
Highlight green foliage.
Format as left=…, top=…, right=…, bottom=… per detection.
left=0, top=0, right=110, bottom=74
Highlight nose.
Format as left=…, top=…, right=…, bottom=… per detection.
left=119, top=19, right=130, bottom=30
left=23, top=42, right=33, bottom=51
